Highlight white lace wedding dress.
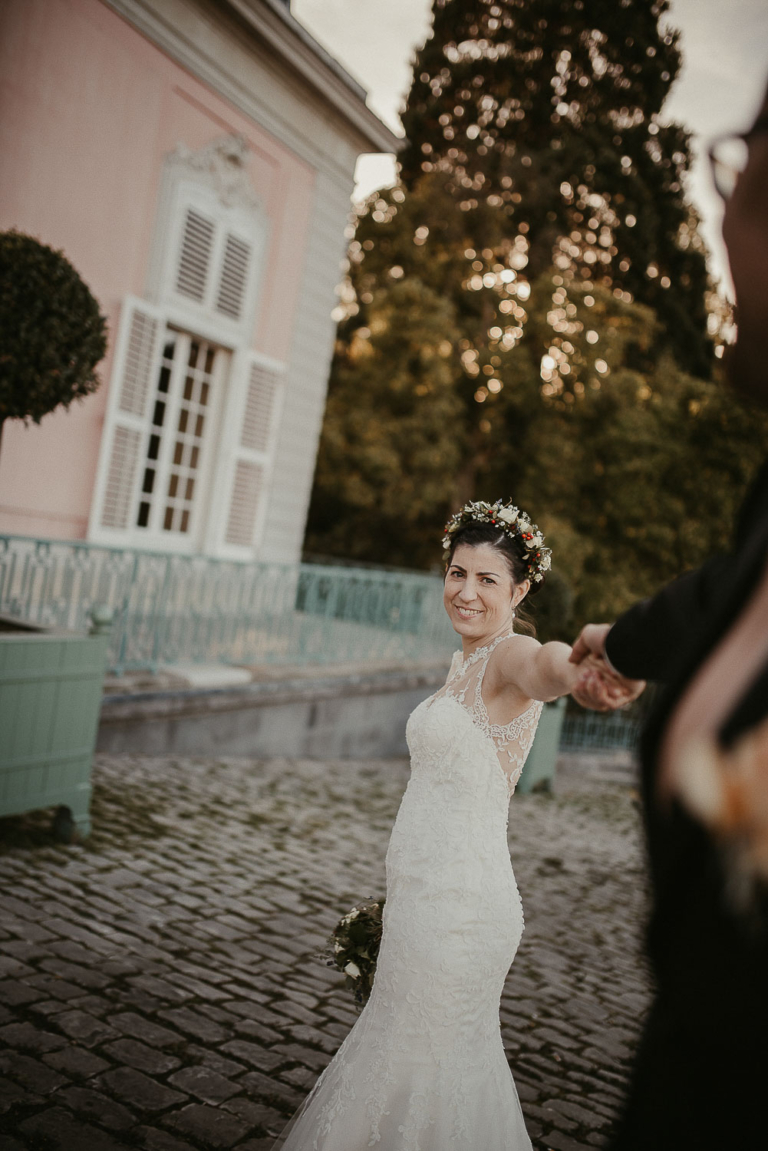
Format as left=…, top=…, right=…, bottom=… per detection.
left=272, top=632, right=542, bottom=1150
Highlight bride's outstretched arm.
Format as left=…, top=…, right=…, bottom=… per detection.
left=494, top=635, right=581, bottom=702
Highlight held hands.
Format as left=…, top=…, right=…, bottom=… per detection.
left=569, top=623, right=646, bottom=712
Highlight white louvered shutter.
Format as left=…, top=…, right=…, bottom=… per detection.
left=223, top=354, right=284, bottom=552
left=215, top=232, right=252, bottom=321
left=175, top=207, right=215, bottom=303
left=90, top=297, right=164, bottom=540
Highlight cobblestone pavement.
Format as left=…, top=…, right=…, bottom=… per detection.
left=0, top=753, right=651, bottom=1151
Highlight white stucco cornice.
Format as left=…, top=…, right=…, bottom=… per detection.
left=224, top=0, right=402, bottom=155
left=101, top=0, right=402, bottom=173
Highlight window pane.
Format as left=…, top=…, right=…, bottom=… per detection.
left=134, top=329, right=223, bottom=541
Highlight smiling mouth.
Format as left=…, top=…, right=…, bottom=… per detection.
left=454, top=606, right=483, bottom=618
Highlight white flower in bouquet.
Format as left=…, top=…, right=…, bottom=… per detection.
left=345, top=962, right=361, bottom=978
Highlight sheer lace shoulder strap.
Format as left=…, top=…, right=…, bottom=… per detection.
left=435, top=631, right=518, bottom=708
left=474, top=631, right=521, bottom=692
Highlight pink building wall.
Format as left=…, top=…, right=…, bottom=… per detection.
left=0, top=0, right=316, bottom=539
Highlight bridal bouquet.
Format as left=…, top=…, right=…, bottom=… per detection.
left=318, top=897, right=385, bottom=1009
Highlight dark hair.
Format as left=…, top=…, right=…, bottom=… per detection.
left=444, top=521, right=542, bottom=637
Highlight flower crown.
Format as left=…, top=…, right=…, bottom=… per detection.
left=442, top=499, right=552, bottom=583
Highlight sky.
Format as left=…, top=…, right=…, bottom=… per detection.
left=292, top=0, right=768, bottom=292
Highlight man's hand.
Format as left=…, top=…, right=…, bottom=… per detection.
left=571, top=651, right=646, bottom=712
left=569, top=623, right=613, bottom=666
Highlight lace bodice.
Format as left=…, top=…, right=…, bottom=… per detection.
left=426, top=632, right=543, bottom=797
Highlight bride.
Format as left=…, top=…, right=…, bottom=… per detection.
left=272, top=499, right=589, bottom=1151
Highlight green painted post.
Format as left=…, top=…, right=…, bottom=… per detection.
left=517, top=697, right=567, bottom=795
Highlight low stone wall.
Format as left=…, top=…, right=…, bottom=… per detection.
left=97, top=663, right=449, bottom=759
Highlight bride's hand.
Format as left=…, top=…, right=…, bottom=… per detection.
left=571, top=654, right=646, bottom=712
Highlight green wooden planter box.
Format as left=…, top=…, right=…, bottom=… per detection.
left=517, top=696, right=567, bottom=795
left=0, top=611, right=111, bottom=839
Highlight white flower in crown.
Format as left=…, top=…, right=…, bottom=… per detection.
left=442, top=497, right=551, bottom=583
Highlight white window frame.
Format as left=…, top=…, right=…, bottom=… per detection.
left=157, top=179, right=267, bottom=345
left=89, top=136, right=286, bottom=559
left=90, top=302, right=285, bottom=557
left=130, top=330, right=230, bottom=554
left=145, top=135, right=270, bottom=346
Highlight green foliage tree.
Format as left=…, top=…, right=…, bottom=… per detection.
left=401, top=0, right=712, bottom=376
left=306, top=0, right=761, bottom=638
left=306, top=278, right=466, bottom=568
left=507, top=278, right=768, bottom=631
left=0, top=231, right=108, bottom=445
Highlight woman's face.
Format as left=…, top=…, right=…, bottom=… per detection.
left=443, top=542, right=527, bottom=641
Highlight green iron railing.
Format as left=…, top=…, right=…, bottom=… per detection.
left=0, top=535, right=456, bottom=674
left=560, top=706, right=644, bottom=755
left=0, top=533, right=650, bottom=758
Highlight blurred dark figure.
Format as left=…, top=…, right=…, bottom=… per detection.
left=571, top=81, right=768, bottom=1148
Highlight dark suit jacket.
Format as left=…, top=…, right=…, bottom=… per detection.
left=602, top=458, right=768, bottom=1149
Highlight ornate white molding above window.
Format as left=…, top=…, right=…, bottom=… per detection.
left=145, top=134, right=270, bottom=346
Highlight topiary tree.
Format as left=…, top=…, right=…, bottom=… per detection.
left=0, top=231, right=108, bottom=449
